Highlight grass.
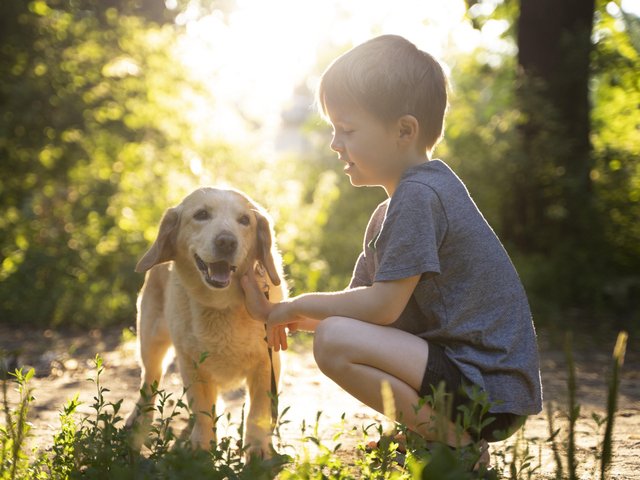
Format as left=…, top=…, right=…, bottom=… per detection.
left=0, top=331, right=629, bottom=480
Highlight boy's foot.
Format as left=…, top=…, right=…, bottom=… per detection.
left=474, top=439, right=491, bottom=471
left=364, top=433, right=408, bottom=467
left=365, top=433, right=407, bottom=454
left=425, top=439, right=491, bottom=472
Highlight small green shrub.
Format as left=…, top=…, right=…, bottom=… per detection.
left=1, top=367, right=34, bottom=480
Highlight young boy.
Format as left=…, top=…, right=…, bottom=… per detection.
left=242, top=34, right=542, bottom=466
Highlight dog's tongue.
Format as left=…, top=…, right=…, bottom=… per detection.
left=195, top=254, right=237, bottom=288
left=208, top=261, right=231, bottom=284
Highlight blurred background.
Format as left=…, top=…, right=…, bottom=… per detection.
left=0, top=0, right=638, bottom=336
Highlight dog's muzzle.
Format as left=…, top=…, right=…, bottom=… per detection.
left=194, top=254, right=237, bottom=288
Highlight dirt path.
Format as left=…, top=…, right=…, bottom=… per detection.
left=1, top=326, right=638, bottom=479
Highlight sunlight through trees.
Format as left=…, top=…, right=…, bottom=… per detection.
left=1, top=0, right=638, bottom=329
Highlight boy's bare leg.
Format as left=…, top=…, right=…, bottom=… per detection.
left=313, top=316, right=474, bottom=448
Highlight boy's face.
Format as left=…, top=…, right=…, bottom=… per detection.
left=324, top=99, right=404, bottom=193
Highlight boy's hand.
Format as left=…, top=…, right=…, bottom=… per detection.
left=266, top=302, right=305, bottom=351
left=240, top=270, right=273, bottom=323
left=242, top=270, right=298, bottom=350
left=266, top=323, right=290, bottom=351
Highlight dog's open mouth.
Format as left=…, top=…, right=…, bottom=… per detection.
left=194, top=254, right=237, bottom=288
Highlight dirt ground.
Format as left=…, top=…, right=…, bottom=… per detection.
left=1, top=325, right=638, bottom=479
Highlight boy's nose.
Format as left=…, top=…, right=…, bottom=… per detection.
left=330, top=135, right=343, bottom=153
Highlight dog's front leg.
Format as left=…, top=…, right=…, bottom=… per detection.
left=177, top=355, right=218, bottom=450
left=126, top=322, right=172, bottom=450
left=245, top=352, right=280, bottom=458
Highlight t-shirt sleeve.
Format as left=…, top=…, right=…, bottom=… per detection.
left=348, top=200, right=388, bottom=288
left=374, top=181, right=447, bottom=282
left=349, top=251, right=370, bottom=288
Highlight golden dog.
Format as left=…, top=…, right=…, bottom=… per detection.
left=126, top=187, right=286, bottom=457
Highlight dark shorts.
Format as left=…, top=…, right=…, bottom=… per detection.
left=418, top=342, right=526, bottom=443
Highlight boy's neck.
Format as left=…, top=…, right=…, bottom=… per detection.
left=384, top=152, right=430, bottom=197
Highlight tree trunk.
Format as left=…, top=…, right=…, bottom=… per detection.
left=505, top=0, right=596, bottom=252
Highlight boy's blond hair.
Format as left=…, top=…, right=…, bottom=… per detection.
left=317, top=35, right=448, bottom=153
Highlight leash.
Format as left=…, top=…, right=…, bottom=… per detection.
left=266, top=328, right=278, bottom=427
left=257, top=264, right=279, bottom=428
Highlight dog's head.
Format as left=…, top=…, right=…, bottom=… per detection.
left=136, top=188, right=282, bottom=295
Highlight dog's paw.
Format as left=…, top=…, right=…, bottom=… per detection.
left=189, top=428, right=215, bottom=451
left=124, top=411, right=138, bottom=430
left=245, top=440, right=274, bottom=460
left=124, top=409, right=155, bottom=451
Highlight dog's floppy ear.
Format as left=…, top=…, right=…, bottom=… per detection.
left=135, top=207, right=181, bottom=273
left=255, top=211, right=281, bottom=286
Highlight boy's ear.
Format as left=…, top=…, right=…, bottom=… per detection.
left=396, top=114, right=419, bottom=144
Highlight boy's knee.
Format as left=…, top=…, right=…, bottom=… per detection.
left=313, top=316, right=349, bottom=374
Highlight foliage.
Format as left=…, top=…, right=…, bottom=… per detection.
left=0, top=1, right=202, bottom=327
left=544, top=331, right=628, bottom=480
left=589, top=2, right=640, bottom=316
left=0, top=1, right=379, bottom=326
left=1, top=368, right=34, bottom=479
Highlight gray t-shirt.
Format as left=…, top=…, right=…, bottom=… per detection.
left=350, top=160, right=542, bottom=415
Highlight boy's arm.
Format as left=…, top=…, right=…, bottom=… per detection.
left=270, top=275, right=420, bottom=327
left=241, top=269, right=420, bottom=350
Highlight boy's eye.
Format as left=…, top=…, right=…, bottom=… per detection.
left=193, top=209, right=210, bottom=221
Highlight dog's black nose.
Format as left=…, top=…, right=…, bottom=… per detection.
left=214, top=232, right=237, bottom=255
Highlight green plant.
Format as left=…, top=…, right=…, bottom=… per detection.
left=1, top=368, right=35, bottom=480
left=564, top=333, right=579, bottom=480
left=143, top=382, right=189, bottom=459
left=36, top=355, right=133, bottom=478
left=537, top=331, right=629, bottom=480
left=22, top=354, right=290, bottom=479
left=600, top=331, right=628, bottom=480
left=546, top=400, right=564, bottom=480
left=503, top=428, right=539, bottom=480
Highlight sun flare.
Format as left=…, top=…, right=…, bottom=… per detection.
left=174, top=0, right=502, bottom=148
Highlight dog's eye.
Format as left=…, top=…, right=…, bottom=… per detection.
left=193, top=209, right=210, bottom=221
left=238, top=214, right=251, bottom=226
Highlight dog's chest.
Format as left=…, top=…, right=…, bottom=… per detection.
left=173, top=304, right=266, bottom=365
